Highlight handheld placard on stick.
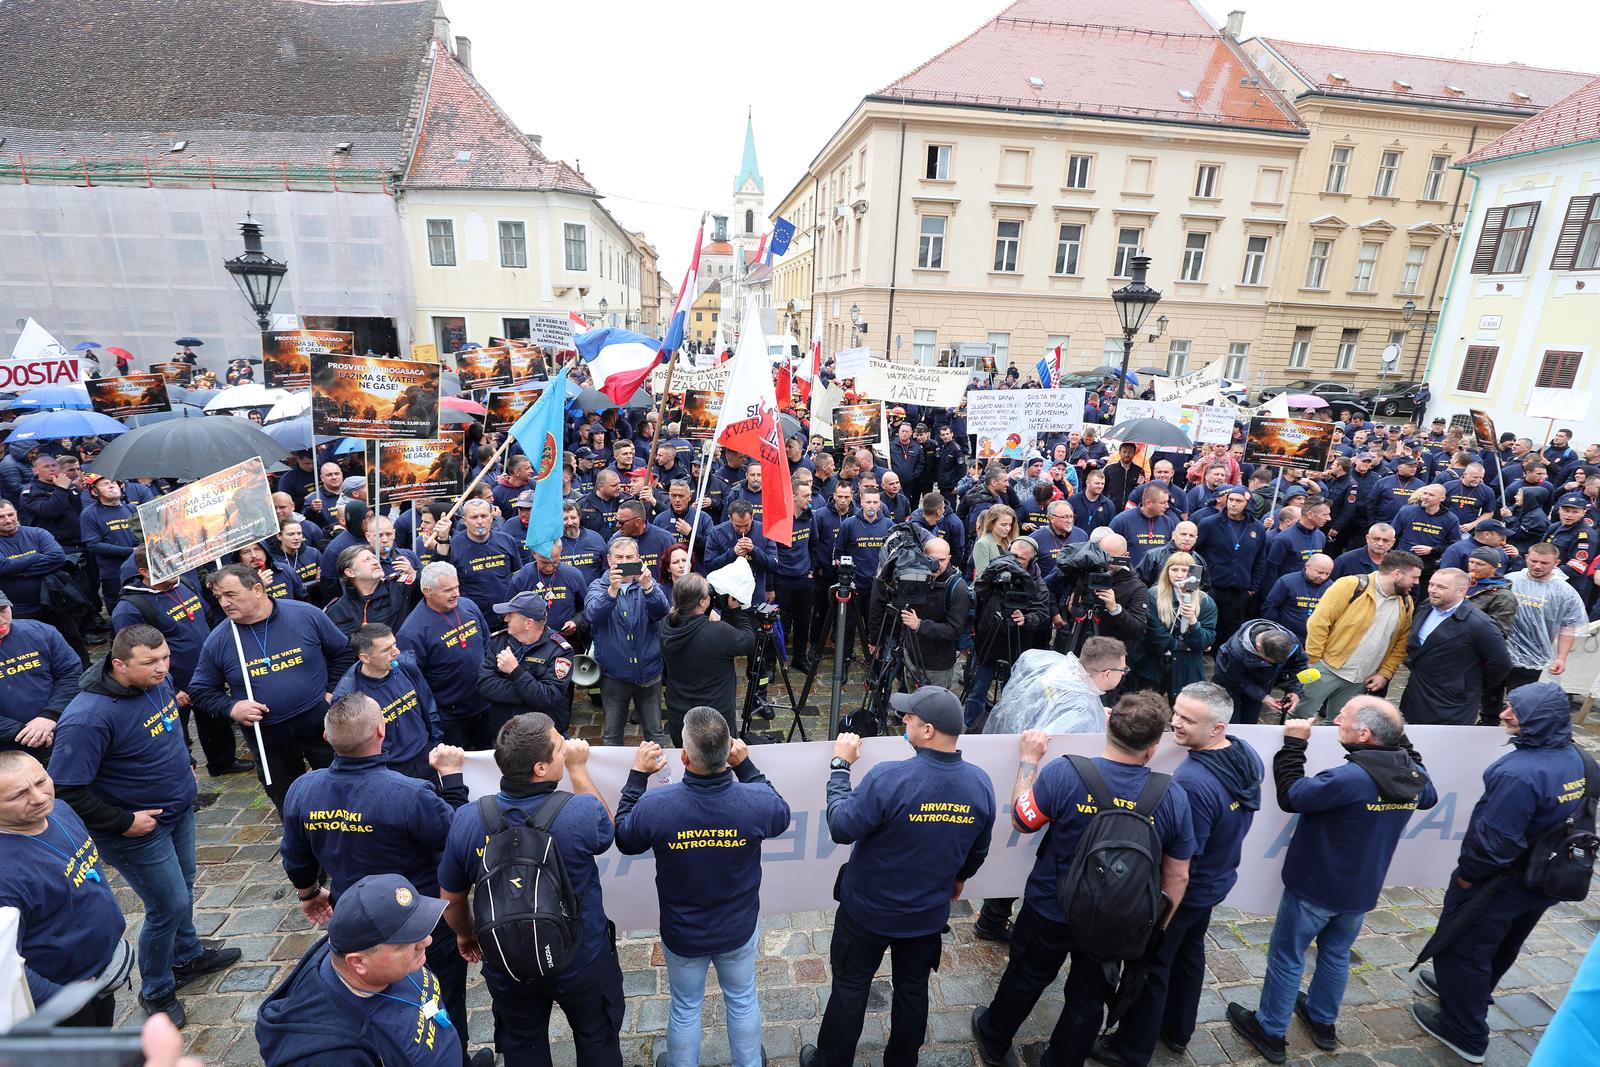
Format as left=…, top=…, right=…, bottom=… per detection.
left=229, top=621, right=272, bottom=787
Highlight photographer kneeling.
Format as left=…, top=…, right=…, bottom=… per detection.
left=660, top=573, right=757, bottom=745
left=964, top=537, right=1051, bottom=727
left=867, top=536, right=970, bottom=691
left=1047, top=531, right=1148, bottom=657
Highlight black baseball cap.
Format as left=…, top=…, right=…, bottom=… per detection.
left=327, top=874, right=446, bottom=954
left=493, top=591, right=549, bottom=619
left=889, top=686, right=964, bottom=736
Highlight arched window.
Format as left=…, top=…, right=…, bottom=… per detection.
left=745, top=209, right=754, bottom=233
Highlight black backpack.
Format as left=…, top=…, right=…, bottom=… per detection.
left=1056, top=755, right=1171, bottom=961
left=1520, top=749, right=1600, bottom=901
left=472, top=793, right=582, bottom=981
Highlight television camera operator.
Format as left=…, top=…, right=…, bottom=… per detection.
left=866, top=535, right=969, bottom=692
left=963, top=536, right=1051, bottom=728
left=1045, top=531, right=1148, bottom=658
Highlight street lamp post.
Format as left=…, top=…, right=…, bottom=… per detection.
left=848, top=303, right=862, bottom=345
left=221, top=216, right=288, bottom=332
left=1111, top=255, right=1162, bottom=393
left=598, top=297, right=609, bottom=328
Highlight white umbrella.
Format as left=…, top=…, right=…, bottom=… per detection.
left=264, top=391, right=312, bottom=423
left=203, top=383, right=291, bottom=413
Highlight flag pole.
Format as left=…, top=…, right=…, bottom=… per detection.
left=441, top=434, right=514, bottom=525
left=645, top=211, right=708, bottom=477
left=368, top=440, right=382, bottom=552
left=686, top=438, right=716, bottom=563
left=229, top=622, right=271, bottom=787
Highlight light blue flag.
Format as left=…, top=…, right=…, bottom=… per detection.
left=507, top=366, right=570, bottom=558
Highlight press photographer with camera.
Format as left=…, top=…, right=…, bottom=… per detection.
left=867, top=536, right=969, bottom=691
left=1046, top=531, right=1148, bottom=657
left=964, top=537, right=1052, bottom=727
left=659, top=574, right=757, bottom=744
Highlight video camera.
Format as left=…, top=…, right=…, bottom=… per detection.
left=975, top=554, right=1037, bottom=613
left=876, top=523, right=937, bottom=613
left=752, top=601, right=781, bottom=631
left=1053, top=541, right=1126, bottom=601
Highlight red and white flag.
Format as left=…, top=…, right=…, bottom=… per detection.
left=713, top=299, right=793, bottom=545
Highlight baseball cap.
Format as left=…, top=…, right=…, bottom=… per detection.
left=1395, top=454, right=1420, bottom=467
left=513, top=489, right=535, bottom=509
left=888, top=686, right=964, bottom=736
left=0, top=591, right=11, bottom=609
left=1558, top=493, right=1589, bottom=509
left=493, top=591, right=549, bottom=619
left=573, top=446, right=595, bottom=460
left=1474, top=519, right=1507, bottom=534
left=628, top=466, right=651, bottom=481
left=1221, top=484, right=1250, bottom=499
left=327, top=874, right=446, bottom=954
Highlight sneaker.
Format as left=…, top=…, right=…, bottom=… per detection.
left=468, top=1051, right=495, bottom=1067
left=1089, top=1036, right=1137, bottom=1066
left=172, top=944, right=242, bottom=989
left=971, top=1006, right=1007, bottom=1067
left=1226, top=1003, right=1286, bottom=1065
left=1417, top=967, right=1493, bottom=1005
left=798, top=1044, right=819, bottom=1067
left=208, top=758, right=256, bottom=778
left=1295, top=992, right=1337, bottom=1051
left=140, top=991, right=187, bottom=1029
left=972, top=919, right=1011, bottom=944
left=1411, top=1002, right=1486, bottom=1063
left=1161, top=1035, right=1189, bottom=1055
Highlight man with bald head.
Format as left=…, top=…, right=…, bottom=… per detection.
left=272, top=491, right=324, bottom=548
left=1399, top=567, right=1511, bottom=726
left=867, top=536, right=969, bottom=691
left=1261, top=552, right=1333, bottom=642
left=1047, top=530, right=1148, bottom=658
left=1135, top=519, right=1210, bottom=590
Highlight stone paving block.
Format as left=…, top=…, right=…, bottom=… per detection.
left=226, top=934, right=284, bottom=963
left=916, top=1049, right=977, bottom=1066
left=792, top=956, right=825, bottom=985
left=634, top=995, right=669, bottom=1032
left=1194, top=987, right=1226, bottom=1025
left=622, top=966, right=657, bottom=996
left=1485, top=1034, right=1532, bottom=1066
left=935, top=972, right=993, bottom=1008
left=270, top=931, right=320, bottom=961
left=192, top=911, right=228, bottom=937
left=761, top=1024, right=799, bottom=1058
left=195, top=844, right=239, bottom=863
left=232, top=993, right=268, bottom=1022
left=1352, top=935, right=1414, bottom=968
left=1371, top=1047, right=1459, bottom=1066
left=216, top=965, right=279, bottom=993
left=216, top=907, right=285, bottom=935
left=197, top=884, right=241, bottom=908
left=1362, top=909, right=1412, bottom=934
left=762, top=986, right=819, bottom=1022
left=181, top=1024, right=238, bottom=1060
left=179, top=991, right=249, bottom=1026
left=1494, top=991, right=1555, bottom=1028
left=1182, top=1030, right=1229, bottom=1065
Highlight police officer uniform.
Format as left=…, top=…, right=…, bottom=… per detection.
left=1542, top=493, right=1596, bottom=603
left=477, top=592, right=573, bottom=735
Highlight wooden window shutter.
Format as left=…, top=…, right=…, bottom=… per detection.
left=1470, top=207, right=1507, bottom=274
left=1536, top=350, right=1583, bottom=389
left=1457, top=346, right=1498, bottom=392
left=1550, top=195, right=1597, bottom=270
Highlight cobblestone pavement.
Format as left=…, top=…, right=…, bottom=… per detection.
left=106, top=656, right=1598, bottom=1066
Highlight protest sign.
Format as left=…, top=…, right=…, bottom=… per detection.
left=1153, top=359, right=1225, bottom=405
left=1191, top=404, right=1238, bottom=444
left=262, top=329, right=353, bottom=389
left=140, top=457, right=277, bottom=584
left=833, top=346, right=871, bottom=380
left=372, top=438, right=466, bottom=504
left=1469, top=408, right=1498, bottom=450
left=1017, top=387, right=1085, bottom=434
left=508, top=347, right=549, bottom=386
left=149, top=361, right=193, bottom=386
left=311, top=354, right=441, bottom=440
left=1115, top=399, right=1183, bottom=425
left=965, top=391, right=1026, bottom=459
left=832, top=402, right=883, bottom=447
left=484, top=386, right=544, bottom=434
left=651, top=361, right=730, bottom=395
left=856, top=357, right=969, bottom=407
left=0, top=355, right=81, bottom=391
left=454, top=346, right=515, bottom=391
left=1245, top=416, right=1334, bottom=469
left=809, top=380, right=841, bottom=442
left=462, top=724, right=1503, bottom=930
left=86, top=374, right=171, bottom=419
left=681, top=389, right=725, bottom=441
left=410, top=342, right=438, bottom=363
left=529, top=315, right=575, bottom=350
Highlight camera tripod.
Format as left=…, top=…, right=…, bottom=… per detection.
left=739, top=615, right=811, bottom=743
left=797, top=580, right=856, bottom=739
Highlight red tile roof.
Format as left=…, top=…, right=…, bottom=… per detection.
left=1457, top=76, right=1600, bottom=166
left=702, top=240, right=735, bottom=256
left=1258, top=39, right=1595, bottom=115
left=874, top=0, right=1302, bottom=133
left=406, top=49, right=595, bottom=195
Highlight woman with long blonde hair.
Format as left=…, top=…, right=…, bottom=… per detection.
left=971, top=503, right=1017, bottom=578
left=1132, top=551, right=1217, bottom=698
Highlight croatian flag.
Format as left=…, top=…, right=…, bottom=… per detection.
left=714, top=298, right=794, bottom=545
left=662, top=221, right=704, bottom=357
left=569, top=310, right=591, bottom=331
left=1036, top=355, right=1055, bottom=389
left=575, top=327, right=662, bottom=406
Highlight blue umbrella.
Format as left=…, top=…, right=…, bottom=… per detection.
left=177, top=387, right=219, bottom=406
left=8, top=409, right=129, bottom=441
left=72, top=341, right=103, bottom=352
left=7, top=384, right=92, bottom=411
left=264, top=415, right=313, bottom=452
left=458, top=342, right=481, bottom=351
left=127, top=403, right=207, bottom=428
left=174, top=336, right=205, bottom=347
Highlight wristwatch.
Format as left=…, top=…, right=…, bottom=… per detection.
left=829, top=756, right=851, bottom=772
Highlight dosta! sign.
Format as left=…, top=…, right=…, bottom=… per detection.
left=0, top=356, right=81, bottom=391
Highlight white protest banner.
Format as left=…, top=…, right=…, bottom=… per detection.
left=1115, top=399, right=1183, bottom=425
left=528, top=314, right=575, bottom=350
left=1017, top=388, right=1085, bottom=434
left=1154, top=359, right=1225, bottom=405
left=463, top=725, right=1501, bottom=931
left=0, top=355, right=82, bottom=391
left=856, top=357, right=970, bottom=407
left=8, top=318, right=67, bottom=362
left=833, top=346, right=871, bottom=380
left=965, top=390, right=1026, bottom=459
left=1190, top=404, right=1238, bottom=444
left=809, top=379, right=841, bottom=442
left=651, top=362, right=731, bottom=394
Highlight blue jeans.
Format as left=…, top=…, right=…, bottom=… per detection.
left=95, top=808, right=202, bottom=1000
left=965, top=662, right=999, bottom=726
left=1255, top=888, right=1364, bottom=1038
left=661, top=927, right=761, bottom=1067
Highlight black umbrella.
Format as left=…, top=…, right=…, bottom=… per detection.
left=87, top=415, right=289, bottom=481
left=174, top=336, right=205, bottom=347
left=1134, top=366, right=1167, bottom=376
left=778, top=412, right=803, bottom=441
left=625, top=390, right=655, bottom=412
left=1411, top=875, right=1506, bottom=973
left=1101, top=417, right=1192, bottom=449
left=575, top=388, right=617, bottom=414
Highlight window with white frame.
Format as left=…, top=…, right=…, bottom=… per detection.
left=426, top=219, right=456, bottom=266
left=1180, top=232, right=1208, bottom=281
left=1400, top=246, right=1426, bottom=293
left=563, top=223, right=587, bottom=270
left=1423, top=154, right=1449, bottom=201
left=1289, top=326, right=1313, bottom=369
left=1046, top=335, right=1069, bottom=361
left=1114, top=227, right=1143, bottom=277
left=993, top=221, right=1021, bottom=272
left=1491, top=204, right=1538, bottom=273
left=1054, top=223, right=1083, bottom=275
left=925, top=144, right=951, bottom=180
left=917, top=216, right=945, bottom=269
left=1225, top=342, right=1249, bottom=379
left=1066, top=154, right=1093, bottom=189
left=987, top=332, right=1011, bottom=368
left=1241, top=235, right=1269, bottom=285
left=1326, top=145, right=1351, bottom=193
left=1194, top=163, right=1220, bottom=198
left=1167, top=339, right=1191, bottom=376
left=1386, top=328, right=1408, bottom=366
left=912, top=329, right=937, bottom=366
left=1373, top=151, right=1401, bottom=197
left=1305, top=239, right=1332, bottom=288
left=498, top=221, right=527, bottom=268
left=1353, top=241, right=1381, bottom=291
left=1335, top=328, right=1360, bottom=371
left=1103, top=337, right=1124, bottom=363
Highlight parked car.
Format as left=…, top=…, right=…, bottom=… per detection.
left=1220, top=378, right=1249, bottom=404
left=1255, top=378, right=1365, bottom=407
left=1358, top=381, right=1423, bottom=418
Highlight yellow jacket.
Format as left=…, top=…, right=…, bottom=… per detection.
left=1304, top=573, right=1414, bottom=680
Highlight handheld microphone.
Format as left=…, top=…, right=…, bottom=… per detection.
left=1297, top=667, right=1322, bottom=685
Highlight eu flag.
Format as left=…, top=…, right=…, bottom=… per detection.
left=769, top=217, right=795, bottom=257
left=507, top=366, right=570, bottom=558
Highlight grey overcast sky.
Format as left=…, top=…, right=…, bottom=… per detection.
left=443, top=0, right=1599, bottom=287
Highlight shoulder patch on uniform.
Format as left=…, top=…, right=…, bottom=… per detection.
left=553, top=657, right=572, bottom=680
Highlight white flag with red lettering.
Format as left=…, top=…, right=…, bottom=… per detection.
left=713, top=299, right=793, bottom=545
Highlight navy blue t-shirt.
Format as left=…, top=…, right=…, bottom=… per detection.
left=189, top=599, right=349, bottom=725
left=315, top=956, right=460, bottom=1067
left=396, top=598, right=490, bottom=718
left=1017, top=755, right=1195, bottom=924
left=50, top=679, right=196, bottom=824
left=1173, top=748, right=1258, bottom=908
left=438, top=787, right=614, bottom=979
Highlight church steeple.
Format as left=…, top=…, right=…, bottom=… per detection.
left=734, top=109, right=764, bottom=196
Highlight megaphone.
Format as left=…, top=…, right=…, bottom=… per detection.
left=571, top=654, right=602, bottom=687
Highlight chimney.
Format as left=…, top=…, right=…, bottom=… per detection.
left=1224, top=10, right=1245, bottom=38
left=454, top=35, right=472, bottom=72
left=431, top=10, right=451, bottom=46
